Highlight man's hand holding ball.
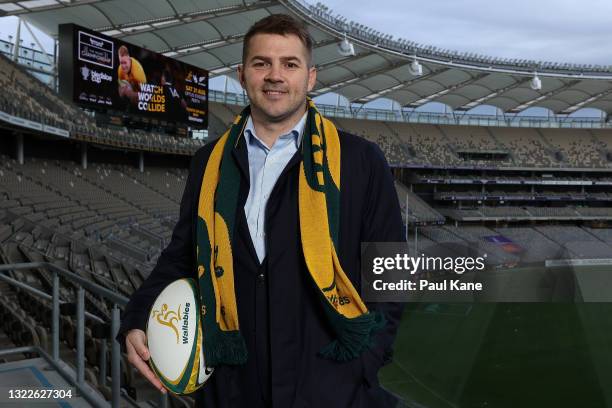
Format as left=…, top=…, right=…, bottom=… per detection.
left=125, top=329, right=167, bottom=394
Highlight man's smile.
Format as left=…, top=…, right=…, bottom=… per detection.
left=263, top=89, right=288, bottom=97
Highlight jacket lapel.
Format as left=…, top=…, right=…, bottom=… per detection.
left=231, top=132, right=250, bottom=182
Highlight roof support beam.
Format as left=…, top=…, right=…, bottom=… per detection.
left=96, top=1, right=273, bottom=39
left=171, top=37, right=340, bottom=74
left=2, top=0, right=113, bottom=17
left=313, top=58, right=413, bottom=97
left=455, top=77, right=532, bottom=111
left=507, top=80, right=581, bottom=113
left=162, top=34, right=243, bottom=57
left=352, top=68, right=451, bottom=104
left=314, top=50, right=374, bottom=72
left=560, top=87, right=612, bottom=114
left=408, top=73, right=489, bottom=108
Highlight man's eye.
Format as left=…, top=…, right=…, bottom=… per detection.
left=253, top=62, right=267, bottom=68
left=286, top=63, right=298, bottom=68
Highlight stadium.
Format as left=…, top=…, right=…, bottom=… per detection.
left=0, top=0, right=611, bottom=407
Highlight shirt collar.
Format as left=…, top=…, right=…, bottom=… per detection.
left=244, top=111, right=307, bottom=150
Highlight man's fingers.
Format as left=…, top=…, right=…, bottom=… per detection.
left=132, top=337, right=150, bottom=361
left=130, top=354, right=165, bottom=392
left=126, top=333, right=166, bottom=393
left=127, top=345, right=166, bottom=392
left=125, top=330, right=150, bottom=361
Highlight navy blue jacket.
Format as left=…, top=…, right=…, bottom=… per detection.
left=119, top=129, right=405, bottom=407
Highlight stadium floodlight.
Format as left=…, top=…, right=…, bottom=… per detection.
left=530, top=72, right=542, bottom=91
left=408, top=57, right=423, bottom=76
left=337, top=34, right=356, bottom=57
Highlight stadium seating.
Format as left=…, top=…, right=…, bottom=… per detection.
left=439, top=205, right=612, bottom=221
left=577, top=207, right=612, bottom=217
left=314, top=113, right=612, bottom=169
left=539, top=128, right=608, bottom=168
left=332, top=117, right=411, bottom=166
left=415, top=224, right=612, bottom=263
left=493, top=226, right=563, bottom=262
left=480, top=206, right=531, bottom=218
left=583, top=226, right=612, bottom=243
left=394, top=180, right=444, bottom=224
left=0, top=155, right=172, bottom=278
left=535, top=225, right=597, bottom=245
left=444, top=225, right=520, bottom=264
left=442, top=125, right=501, bottom=152
left=390, top=122, right=462, bottom=166
left=526, top=206, right=581, bottom=218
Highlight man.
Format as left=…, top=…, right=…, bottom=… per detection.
left=117, top=45, right=146, bottom=104
left=120, top=14, right=404, bottom=408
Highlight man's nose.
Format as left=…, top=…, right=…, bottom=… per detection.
left=264, top=63, right=283, bottom=82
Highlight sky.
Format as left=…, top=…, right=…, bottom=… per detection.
left=0, top=16, right=53, bottom=53
left=0, top=1, right=609, bottom=116
left=2, top=0, right=610, bottom=65
left=319, top=0, right=612, bottom=65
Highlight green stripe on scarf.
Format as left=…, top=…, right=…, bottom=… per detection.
left=196, top=100, right=385, bottom=366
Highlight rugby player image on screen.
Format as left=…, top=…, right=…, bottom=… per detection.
left=119, top=13, right=404, bottom=408
left=117, top=45, right=146, bottom=105
left=160, top=69, right=188, bottom=123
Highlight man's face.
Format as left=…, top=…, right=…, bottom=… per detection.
left=238, top=33, right=316, bottom=126
left=119, top=55, right=131, bottom=73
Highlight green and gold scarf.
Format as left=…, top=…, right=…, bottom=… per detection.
left=197, top=99, right=385, bottom=366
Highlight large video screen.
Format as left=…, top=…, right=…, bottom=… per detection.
left=59, top=24, right=208, bottom=129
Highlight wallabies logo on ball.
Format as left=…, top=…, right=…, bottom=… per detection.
left=151, top=303, right=184, bottom=344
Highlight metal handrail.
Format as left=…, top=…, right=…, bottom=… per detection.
left=0, top=262, right=128, bottom=305
left=0, top=262, right=128, bottom=407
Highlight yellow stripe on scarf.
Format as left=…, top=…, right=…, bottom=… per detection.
left=197, top=129, right=240, bottom=332
left=299, top=112, right=368, bottom=319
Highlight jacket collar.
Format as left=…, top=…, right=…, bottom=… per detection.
left=231, top=134, right=250, bottom=183
left=229, top=106, right=309, bottom=186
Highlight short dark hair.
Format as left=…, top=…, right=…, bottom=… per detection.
left=242, top=14, right=314, bottom=67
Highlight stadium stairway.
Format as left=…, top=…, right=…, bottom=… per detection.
left=0, top=261, right=189, bottom=407
left=0, top=357, right=94, bottom=407
left=0, top=179, right=193, bottom=407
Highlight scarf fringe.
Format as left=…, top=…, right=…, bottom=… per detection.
left=318, top=309, right=386, bottom=361
left=204, top=329, right=248, bottom=366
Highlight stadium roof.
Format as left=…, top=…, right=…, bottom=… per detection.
left=5, top=0, right=612, bottom=114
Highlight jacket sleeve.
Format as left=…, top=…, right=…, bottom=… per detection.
left=116, top=150, right=203, bottom=345
left=360, top=142, right=405, bottom=374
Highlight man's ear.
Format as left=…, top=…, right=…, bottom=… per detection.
left=237, top=64, right=245, bottom=88
left=307, top=65, right=317, bottom=93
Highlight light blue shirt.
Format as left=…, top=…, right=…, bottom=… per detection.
left=244, top=112, right=307, bottom=263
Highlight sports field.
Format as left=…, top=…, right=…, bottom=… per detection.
left=381, top=265, right=612, bottom=408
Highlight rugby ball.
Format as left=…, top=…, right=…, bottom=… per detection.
left=146, top=278, right=213, bottom=394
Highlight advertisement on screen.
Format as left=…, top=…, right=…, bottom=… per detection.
left=59, top=23, right=208, bottom=129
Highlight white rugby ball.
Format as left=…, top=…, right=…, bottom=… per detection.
left=146, top=278, right=213, bottom=394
